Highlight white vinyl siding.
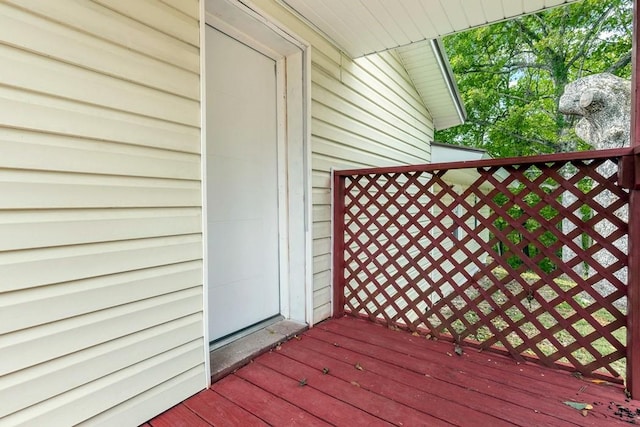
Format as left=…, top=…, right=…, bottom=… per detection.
left=0, top=1, right=205, bottom=426
left=255, top=0, right=435, bottom=323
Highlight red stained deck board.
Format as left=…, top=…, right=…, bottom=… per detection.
left=211, top=374, right=330, bottom=426
left=295, top=329, right=597, bottom=426
left=277, top=336, right=533, bottom=427
left=183, top=389, right=267, bottom=427
left=145, top=317, right=640, bottom=426
left=316, top=317, right=639, bottom=424
left=323, top=316, right=626, bottom=403
left=306, top=325, right=577, bottom=405
left=235, top=361, right=392, bottom=426
left=256, top=350, right=447, bottom=427
left=149, top=403, right=210, bottom=427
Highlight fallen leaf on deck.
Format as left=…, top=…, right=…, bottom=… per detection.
left=354, top=362, right=364, bottom=371
left=322, top=367, right=330, bottom=374
left=446, top=352, right=453, bottom=357
left=581, top=409, right=588, bottom=417
left=589, top=379, right=608, bottom=384
left=412, top=332, right=420, bottom=337
left=275, top=345, right=282, bottom=351
left=563, top=401, right=593, bottom=411
left=298, top=378, right=307, bottom=386
left=294, top=335, right=301, bottom=340
left=351, top=381, right=360, bottom=387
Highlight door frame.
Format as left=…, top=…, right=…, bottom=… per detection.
left=200, top=0, right=312, bottom=383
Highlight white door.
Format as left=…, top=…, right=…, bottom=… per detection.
left=206, top=26, right=281, bottom=342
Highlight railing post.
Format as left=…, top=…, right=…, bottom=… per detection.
left=627, top=0, right=640, bottom=399
left=332, top=171, right=346, bottom=318
left=629, top=171, right=640, bottom=398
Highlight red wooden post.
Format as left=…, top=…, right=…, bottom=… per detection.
left=627, top=0, right=640, bottom=399
left=332, top=171, right=346, bottom=318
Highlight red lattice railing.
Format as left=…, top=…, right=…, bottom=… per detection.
left=333, top=148, right=634, bottom=381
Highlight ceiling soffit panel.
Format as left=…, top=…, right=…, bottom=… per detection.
left=281, top=0, right=582, bottom=58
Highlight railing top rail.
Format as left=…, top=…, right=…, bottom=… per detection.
left=334, top=147, right=634, bottom=177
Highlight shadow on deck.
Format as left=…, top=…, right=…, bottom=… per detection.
left=145, top=316, right=639, bottom=426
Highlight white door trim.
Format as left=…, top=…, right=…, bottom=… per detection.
left=200, top=0, right=312, bottom=385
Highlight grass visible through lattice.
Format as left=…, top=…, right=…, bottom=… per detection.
left=429, top=268, right=627, bottom=378
left=337, top=153, right=631, bottom=381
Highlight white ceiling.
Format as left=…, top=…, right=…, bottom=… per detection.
left=281, top=0, right=582, bottom=58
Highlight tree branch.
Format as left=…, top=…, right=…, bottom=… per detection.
left=464, top=118, right=557, bottom=151
left=566, top=4, right=616, bottom=68
left=605, top=50, right=632, bottom=74
left=461, top=61, right=551, bottom=75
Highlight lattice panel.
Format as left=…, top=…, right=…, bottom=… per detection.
left=337, top=157, right=629, bottom=379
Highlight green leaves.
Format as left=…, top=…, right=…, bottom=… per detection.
left=436, top=0, right=632, bottom=157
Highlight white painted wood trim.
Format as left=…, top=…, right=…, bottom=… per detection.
left=304, top=46, right=314, bottom=326
left=199, top=0, right=211, bottom=388
left=276, top=57, right=290, bottom=319
left=202, top=0, right=312, bottom=335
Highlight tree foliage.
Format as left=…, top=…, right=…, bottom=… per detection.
left=435, top=0, right=633, bottom=157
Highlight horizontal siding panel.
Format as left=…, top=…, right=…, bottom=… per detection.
left=161, top=0, right=200, bottom=20
left=313, top=78, right=426, bottom=151
left=0, top=176, right=201, bottom=210
left=313, top=237, right=331, bottom=258
left=80, top=367, right=205, bottom=427
left=0, top=0, right=204, bottom=424
left=94, top=0, right=200, bottom=46
left=313, top=286, right=331, bottom=309
left=313, top=270, right=330, bottom=291
left=0, top=130, right=200, bottom=179
left=0, top=288, right=203, bottom=377
left=0, top=261, right=203, bottom=333
left=0, top=3, right=198, bottom=99
left=5, top=0, right=200, bottom=72
left=353, top=53, right=423, bottom=107
left=312, top=170, right=331, bottom=188
left=0, top=208, right=201, bottom=252
left=385, top=50, right=418, bottom=89
left=313, top=303, right=331, bottom=324
left=313, top=253, right=331, bottom=273
left=0, top=44, right=199, bottom=126
left=312, top=189, right=330, bottom=205
left=313, top=220, right=331, bottom=240
left=0, top=87, right=201, bottom=153
left=314, top=70, right=431, bottom=151
left=0, top=314, right=203, bottom=417
left=312, top=98, right=426, bottom=160
left=312, top=135, right=411, bottom=168
left=343, top=58, right=431, bottom=134
left=312, top=204, right=330, bottom=223
left=0, top=235, right=203, bottom=293
left=312, top=152, right=375, bottom=172
left=3, top=344, right=205, bottom=427
left=340, top=67, right=432, bottom=140
left=312, top=118, right=427, bottom=165
left=311, top=51, right=340, bottom=80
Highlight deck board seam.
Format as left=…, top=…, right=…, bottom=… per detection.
left=298, top=335, right=576, bottom=426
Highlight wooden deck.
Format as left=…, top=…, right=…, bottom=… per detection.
left=146, top=316, right=640, bottom=426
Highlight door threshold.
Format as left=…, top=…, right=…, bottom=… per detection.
left=209, top=319, right=308, bottom=383
left=210, top=315, right=284, bottom=352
